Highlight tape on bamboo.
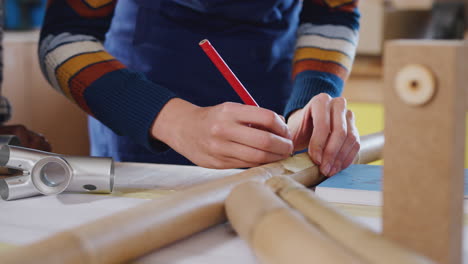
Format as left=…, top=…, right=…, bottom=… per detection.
left=266, top=176, right=434, bottom=264
left=225, top=181, right=366, bottom=264
left=0, top=133, right=384, bottom=264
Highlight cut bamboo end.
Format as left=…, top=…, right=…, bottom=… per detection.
left=356, top=132, right=385, bottom=164
left=266, top=176, right=434, bottom=264
left=226, top=181, right=366, bottom=264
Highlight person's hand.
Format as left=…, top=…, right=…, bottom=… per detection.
left=151, top=98, right=293, bottom=169
left=287, top=93, right=359, bottom=177
left=0, top=125, right=51, bottom=152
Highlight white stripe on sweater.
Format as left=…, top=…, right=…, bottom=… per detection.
left=43, top=40, right=104, bottom=93
left=296, top=34, right=356, bottom=58
left=297, top=23, right=358, bottom=44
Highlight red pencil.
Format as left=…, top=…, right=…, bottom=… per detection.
left=199, top=39, right=259, bottom=107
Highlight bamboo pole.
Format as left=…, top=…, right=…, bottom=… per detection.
left=355, top=132, right=384, bottom=164
left=266, top=176, right=434, bottom=264
left=1, top=133, right=384, bottom=264
left=225, top=181, right=367, bottom=264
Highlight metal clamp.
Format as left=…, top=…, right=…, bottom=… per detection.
left=0, top=145, right=114, bottom=200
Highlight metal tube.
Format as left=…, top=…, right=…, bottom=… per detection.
left=64, top=156, right=114, bottom=193
left=0, top=145, right=115, bottom=199
left=0, top=175, right=41, bottom=200
left=0, top=135, right=21, bottom=146
left=30, top=156, right=74, bottom=195
left=1, top=145, right=53, bottom=171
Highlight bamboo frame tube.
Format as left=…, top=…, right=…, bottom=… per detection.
left=225, top=181, right=366, bottom=264
left=355, top=132, right=384, bottom=164
left=1, top=133, right=384, bottom=264
left=266, top=176, right=434, bottom=264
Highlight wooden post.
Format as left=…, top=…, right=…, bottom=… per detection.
left=383, top=40, right=467, bottom=264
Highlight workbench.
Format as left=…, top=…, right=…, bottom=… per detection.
left=1, top=162, right=467, bottom=263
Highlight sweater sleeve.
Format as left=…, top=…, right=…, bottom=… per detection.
left=39, top=0, right=177, bottom=151
left=284, top=0, right=360, bottom=118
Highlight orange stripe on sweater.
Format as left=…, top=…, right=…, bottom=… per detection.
left=69, top=60, right=126, bottom=114
left=294, top=47, right=352, bottom=70
left=325, top=0, right=356, bottom=8
left=293, top=59, right=348, bottom=80
left=308, top=0, right=358, bottom=12
left=84, top=0, right=114, bottom=8
left=56, top=51, right=115, bottom=100
left=67, top=0, right=116, bottom=17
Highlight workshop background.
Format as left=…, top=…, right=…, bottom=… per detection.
left=1, top=0, right=466, bottom=165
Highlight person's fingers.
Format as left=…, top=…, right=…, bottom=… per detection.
left=288, top=108, right=313, bottom=151
left=220, top=141, right=287, bottom=165
left=308, top=93, right=332, bottom=166
left=329, top=140, right=356, bottom=176
left=279, top=115, right=286, bottom=123
left=328, top=110, right=359, bottom=176
left=223, top=103, right=290, bottom=139
left=278, top=115, right=292, bottom=140
left=341, top=110, right=360, bottom=170
left=210, top=122, right=293, bottom=156
left=319, top=97, right=348, bottom=176
left=342, top=143, right=360, bottom=170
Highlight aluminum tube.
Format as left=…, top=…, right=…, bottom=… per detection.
left=64, top=156, right=114, bottom=193
left=0, top=175, right=41, bottom=200
left=30, top=156, right=74, bottom=195
left=1, top=145, right=53, bottom=171
left=0, top=135, right=21, bottom=146
left=1, top=146, right=114, bottom=197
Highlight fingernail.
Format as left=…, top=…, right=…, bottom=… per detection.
left=322, top=163, right=331, bottom=176
left=314, top=151, right=322, bottom=165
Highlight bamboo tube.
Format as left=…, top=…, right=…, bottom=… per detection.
left=1, top=133, right=384, bottom=264
left=266, top=176, right=434, bottom=264
left=225, top=181, right=367, bottom=264
left=355, top=132, right=384, bottom=164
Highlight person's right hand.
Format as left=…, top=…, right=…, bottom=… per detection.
left=151, top=98, right=293, bottom=169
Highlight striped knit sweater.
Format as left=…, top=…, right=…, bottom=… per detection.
left=39, top=0, right=359, bottom=150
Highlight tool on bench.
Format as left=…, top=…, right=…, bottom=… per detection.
left=0, top=145, right=114, bottom=200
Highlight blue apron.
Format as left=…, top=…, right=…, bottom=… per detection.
left=89, top=0, right=301, bottom=164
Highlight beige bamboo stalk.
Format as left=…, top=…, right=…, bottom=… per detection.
left=1, top=133, right=384, bottom=264
left=225, top=181, right=367, bottom=264
left=356, top=132, right=384, bottom=164
left=266, top=176, right=434, bottom=264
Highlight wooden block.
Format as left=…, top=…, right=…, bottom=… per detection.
left=383, top=40, right=467, bottom=264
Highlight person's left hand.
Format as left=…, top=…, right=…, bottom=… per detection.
left=287, top=93, right=359, bottom=177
